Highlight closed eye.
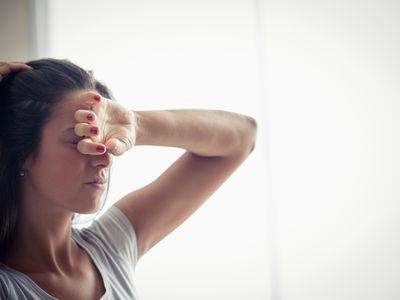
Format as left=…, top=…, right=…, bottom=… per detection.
left=72, top=137, right=85, bottom=144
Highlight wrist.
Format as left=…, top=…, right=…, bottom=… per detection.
left=131, top=110, right=141, bottom=145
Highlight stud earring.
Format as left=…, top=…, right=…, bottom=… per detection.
left=19, top=170, right=26, bottom=177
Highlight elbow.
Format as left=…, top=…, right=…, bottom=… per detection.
left=214, top=113, right=258, bottom=158
left=235, top=115, right=258, bottom=156
left=246, top=116, right=258, bottom=154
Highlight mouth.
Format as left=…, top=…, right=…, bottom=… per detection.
left=84, top=177, right=107, bottom=188
left=84, top=181, right=106, bottom=189
left=85, top=175, right=106, bottom=183
left=85, top=180, right=106, bottom=184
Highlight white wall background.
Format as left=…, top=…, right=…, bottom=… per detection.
left=2, top=0, right=400, bottom=299
left=263, top=1, right=400, bottom=300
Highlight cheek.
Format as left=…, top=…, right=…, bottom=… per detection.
left=44, top=149, right=86, bottom=200
left=28, top=147, right=86, bottom=204
left=43, top=147, right=86, bottom=182
left=59, top=149, right=85, bottom=172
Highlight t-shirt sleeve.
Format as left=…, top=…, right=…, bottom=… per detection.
left=79, top=205, right=139, bottom=267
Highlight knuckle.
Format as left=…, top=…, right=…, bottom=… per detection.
left=74, top=123, right=85, bottom=135
left=86, top=90, right=100, bottom=99
left=74, top=110, right=82, bottom=121
left=77, top=142, right=85, bottom=153
left=2, top=63, right=11, bottom=73
left=76, top=110, right=89, bottom=121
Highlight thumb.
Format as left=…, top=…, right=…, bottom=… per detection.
left=105, top=138, right=125, bottom=156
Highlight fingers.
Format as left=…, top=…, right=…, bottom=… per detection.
left=74, top=107, right=102, bottom=155
left=77, top=138, right=106, bottom=155
left=0, top=61, right=32, bottom=81
left=78, top=90, right=103, bottom=109
left=105, top=135, right=134, bottom=156
left=74, top=109, right=97, bottom=123
left=74, top=123, right=99, bottom=137
left=73, top=91, right=111, bottom=155
left=74, top=99, right=104, bottom=155
left=74, top=110, right=103, bottom=155
left=74, top=122, right=104, bottom=155
left=105, top=138, right=123, bottom=156
left=0, top=61, right=33, bottom=72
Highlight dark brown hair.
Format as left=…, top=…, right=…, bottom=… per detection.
left=0, top=58, right=112, bottom=254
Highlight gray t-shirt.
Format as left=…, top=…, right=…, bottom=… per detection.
left=0, top=206, right=141, bottom=299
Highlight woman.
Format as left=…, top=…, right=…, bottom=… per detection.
left=0, top=59, right=257, bottom=299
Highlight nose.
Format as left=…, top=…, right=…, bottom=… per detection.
left=90, top=151, right=113, bottom=169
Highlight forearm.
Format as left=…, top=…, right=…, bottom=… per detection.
left=132, top=109, right=257, bottom=157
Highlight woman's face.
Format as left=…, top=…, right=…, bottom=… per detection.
left=22, top=90, right=113, bottom=214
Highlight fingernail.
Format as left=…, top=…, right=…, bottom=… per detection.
left=87, top=114, right=93, bottom=121
left=96, top=145, right=105, bottom=153
left=94, top=95, right=101, bottom=101
left=90, top=128, right=98, bottom=135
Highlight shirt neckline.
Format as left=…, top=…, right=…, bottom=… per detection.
left=0, top=229, right=111, bottom=300
left=0, top=261, right=58, bottom=299
left=72, top=228, right=111, bottom=299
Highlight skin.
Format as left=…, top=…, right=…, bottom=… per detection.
left=0, top=61, right=32, bottom=81
left=1, top=91, right=112, bottom=274
left=0, top=63, right=137, bottom=298
left=0, top=79, right=137, bottom=299
left=0, top=62, right=258, bottom=299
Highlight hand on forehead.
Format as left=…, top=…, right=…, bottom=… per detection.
left=70, top=90, right=109, bottom=155
left=69, top=90, right=137, bottom=156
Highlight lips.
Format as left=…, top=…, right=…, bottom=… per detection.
left=85, top=178, right=106, bottom=184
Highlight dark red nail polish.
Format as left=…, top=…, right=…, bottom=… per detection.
left=90, top=128, right=98, bottom=135
left=96, top=145, right=105, bottom=153
left=94, top=95, right=101, bottom=101
left=87, top=114, right=93, bottom=121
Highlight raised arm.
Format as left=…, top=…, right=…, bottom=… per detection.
left=113, top=109, right=257, bottom=260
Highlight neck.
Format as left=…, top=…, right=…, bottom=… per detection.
left=0, top=204, right=81, bottom=276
